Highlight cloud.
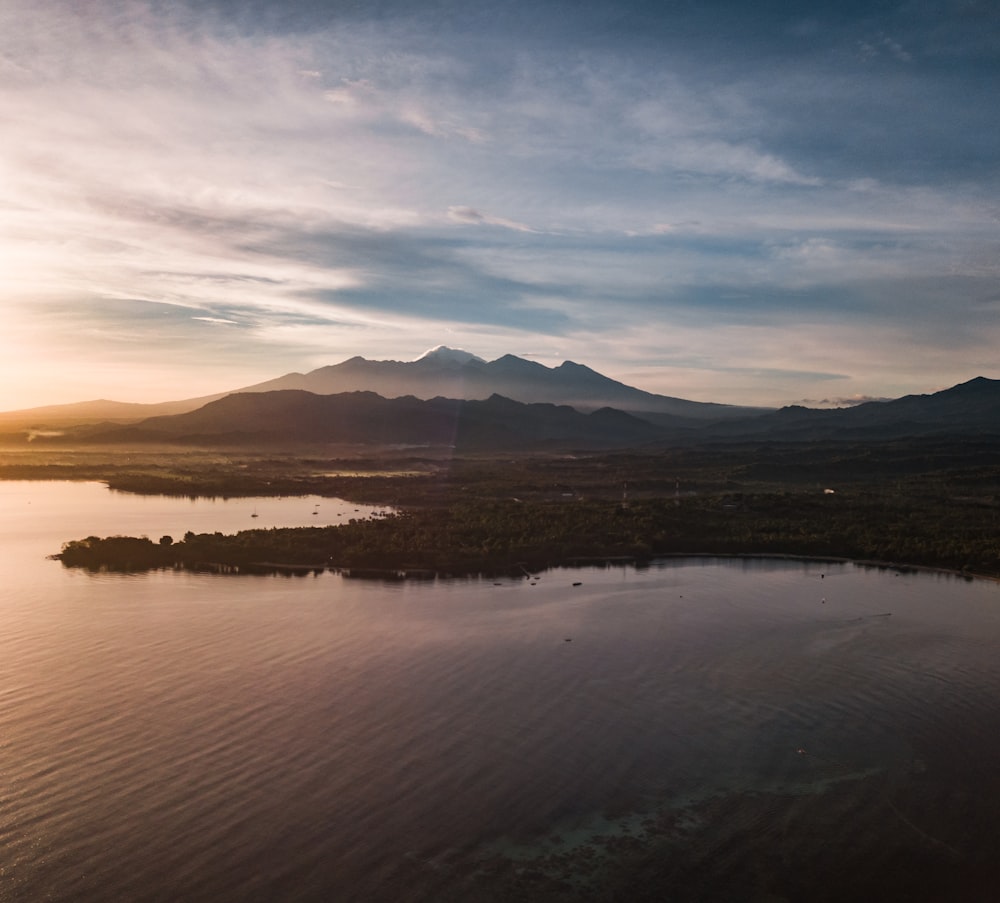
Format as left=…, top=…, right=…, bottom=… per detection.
left=628, top=139, right=822, bottom=185
left=791, top=395, right=895, bottom=408
left=649, top=221, right=703, bottom=235
left=192, top=316, right=241, bottom=325
left=447, top=206, right=536, bottom=233
left=857, top=34, right=913, bottom=63
left=1, top=0, right=999, bottom=410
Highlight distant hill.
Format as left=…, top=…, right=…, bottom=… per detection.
left=4, top=350, right=998, bottom=449
left=0, top=394, right=226, bottom=432
left=707, top=376, right=1000, bottom=441
left=73, top=390, right=667, bottom=450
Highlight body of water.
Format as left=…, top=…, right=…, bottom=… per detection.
left=2, top=481, right=1000, bottom=901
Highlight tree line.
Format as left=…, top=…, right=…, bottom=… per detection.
left=55, top=490, right=1000, bottom=578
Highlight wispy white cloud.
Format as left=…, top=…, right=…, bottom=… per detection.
left=791, top=394, right=894, bottom=408
left=858, top=34, right=913, bottom=63
left=447, top=206, right=536, bottom=233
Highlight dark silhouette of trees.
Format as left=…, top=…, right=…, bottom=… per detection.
left=54, top=490, right=1000, bottom=578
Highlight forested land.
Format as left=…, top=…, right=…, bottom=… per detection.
left=40, top=435, right=1000, bottom=578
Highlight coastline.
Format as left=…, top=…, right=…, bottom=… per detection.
left=30, top=453, right=1000, bottom=584
left=61, top=546, right=998, bottom=584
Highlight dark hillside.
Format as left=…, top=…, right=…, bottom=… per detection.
left=79, top=390, right=666, bottom=449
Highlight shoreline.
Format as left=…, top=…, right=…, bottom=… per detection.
left=38, top=461, right=1000, bottom=583
left=208, top=551, right=1000, bottom=584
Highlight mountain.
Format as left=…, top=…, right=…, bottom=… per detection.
left=5, top=348, right=998, bottom=449
left=78, top=391, right=666, bottom=449
left=707, top=376, right=1000, bottom=441
left=234, top=348, right=761, bottom=422
left=0, top=349, right=760, bottom=432
left=415, top=345, right=486, bottom=365
left=15, top=375, right=1000, bottom=451
left=0, top=394, right=227, bottom=432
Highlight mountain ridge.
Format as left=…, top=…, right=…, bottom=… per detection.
left=704, top=376, right=1000, bottom=441
left=233, top=351, right=761, bottom=421
left=0, top=350, right=764, bottom=431
left=22, top=374, right=1000, bottom=451
left=2, top=351, right=998, bottom=448
left=78, top=390, right=665, bottom=450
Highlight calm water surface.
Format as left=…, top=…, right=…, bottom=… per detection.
left=2, top=481, right=1000, bottom=901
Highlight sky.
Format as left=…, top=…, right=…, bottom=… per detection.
left=1, top=0, right=998, bottom=411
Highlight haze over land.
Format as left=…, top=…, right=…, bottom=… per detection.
left=3, top=347, right=998, bottom=450
left=2, top=0, right=998, bottom=410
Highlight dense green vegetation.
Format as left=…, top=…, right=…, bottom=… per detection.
left=21, top=436, right=1000, bottom=577
left=55, top=487, right=1000, bottom=579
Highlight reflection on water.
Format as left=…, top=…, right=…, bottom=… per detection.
left=2, top=483, right=1000, bottom=901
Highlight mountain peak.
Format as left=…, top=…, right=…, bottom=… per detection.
left=556, top=360, right=594, bottom=372
left=415, top=346, right=485, bottom=365
left=948, top=376, right=998, bottom=393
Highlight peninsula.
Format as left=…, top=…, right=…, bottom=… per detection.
left=45, top=437, right=1000, bottom=580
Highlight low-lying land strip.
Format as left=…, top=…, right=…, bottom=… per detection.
left=30, top=437, right=1000, bottom=579
left=54, top=493, right=1000, bottom=578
